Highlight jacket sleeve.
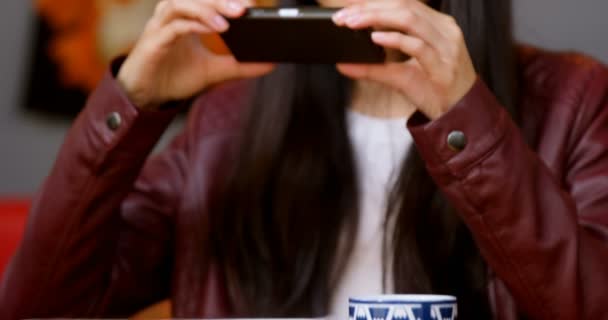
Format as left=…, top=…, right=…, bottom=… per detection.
left=0, top=71, right=187, bottom=318
left=407, top=63, right=608, bottom=320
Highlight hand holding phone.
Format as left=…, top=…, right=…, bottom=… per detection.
left=117, top=0, right=274, bottom=110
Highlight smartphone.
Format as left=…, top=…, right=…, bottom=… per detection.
left=220, top=7, right=386, bottom=64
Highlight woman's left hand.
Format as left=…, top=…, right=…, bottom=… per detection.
left=333, top=0, right=477, bottom=120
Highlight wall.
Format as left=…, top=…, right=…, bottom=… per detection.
left=0, top=0, right=607, bottom=194
left=513, top=0, right=608, bottom=61
left=0, top=0, right=43, bottom=195
left=0, top=1, right=183, bottom=194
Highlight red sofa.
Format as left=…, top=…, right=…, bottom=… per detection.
left=0, top=198, right=29, bottom=278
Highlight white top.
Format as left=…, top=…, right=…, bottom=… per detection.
left=329, top=110, right=412, bottom=319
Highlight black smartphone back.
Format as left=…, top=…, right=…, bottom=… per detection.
left=221, top=7, right=386, bottom=64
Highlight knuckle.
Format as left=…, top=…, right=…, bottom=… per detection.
left=399, top=11, right=415, bottom=29
left=210, top=0, right=225, bottom=11
left=446, top=19, right=464, bottom=40
left=167, top=23, right=179, bottom=35
left=410, top=39, right=425, bottom=55
left=166, top=0, right=182, bottom=13
left=366, top=11, right=379, bottom=22
left=169, top=21, right=187, bottom=34
left=155, top=0, right=168, bottom=14
left=451, top=27, right=464, bottom=42
left=445, top=15, right=457, bottom=26
left=197, top=7, right=212, bottom=20
left=404, top=10, right=416, bottom=23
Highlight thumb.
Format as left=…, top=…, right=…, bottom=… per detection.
left=337, top=63, right=405, bottom=90
left=208, top=55, right=275, bottom=83
left=235, top=62, right=276, bottom=78
left=336, top=63, right=370, bottom=79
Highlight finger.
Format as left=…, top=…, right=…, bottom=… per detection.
left=335, top=2, right=448, bottom=53
left=371, top=31, right=443, bottom=75
left=336, top=0, right=445, bottom=26
left=232, top=61, right=276, bottom=79
left=155, top=19, right=211, bottom=47
left=153, top=0, right=246, bottom=32
left=336, top=63, right=405, bottom=88
left=336, top=63, right=369, bottom=79
left=154, top=0, right=227, bottom=32
left=206, top=55, right=276, bottom=82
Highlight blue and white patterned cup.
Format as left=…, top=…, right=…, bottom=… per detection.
left=349, top=294, right=458, bottom=320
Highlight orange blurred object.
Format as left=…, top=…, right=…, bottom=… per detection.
left=131, top=300, right=172, bottom=319
left=36, top=0, right=105, bottom=90
left=36, top=0, right=275, bottom=92
left=202, top=34, right=231, bottom=55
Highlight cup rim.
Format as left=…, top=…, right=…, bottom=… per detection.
left=349, top=294, right=456, bottom=304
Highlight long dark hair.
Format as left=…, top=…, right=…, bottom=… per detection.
left=213, top=0, right=519, bottom=318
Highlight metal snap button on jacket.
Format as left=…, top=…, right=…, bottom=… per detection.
left=106, top=112, right=122, bottom=131
left=447, top=130, right=466, bottom=151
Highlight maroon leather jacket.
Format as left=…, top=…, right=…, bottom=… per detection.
left=2, top=47, right=608, bottom=320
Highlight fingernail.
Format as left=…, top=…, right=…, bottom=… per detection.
left=213, top=15, right=229, bottom=30
left=227, top=0, right=243, bottom=13
left=345, top=13, right=360, bottom=25
left=333, top=10, right=346, bottom=22
left=371, top=32, right=388, bottom=42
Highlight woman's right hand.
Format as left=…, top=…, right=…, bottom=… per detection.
left=117, top=0, right=275, bottom=110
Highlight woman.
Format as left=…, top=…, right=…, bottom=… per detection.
left=1, top=0, right=607, bottom=318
